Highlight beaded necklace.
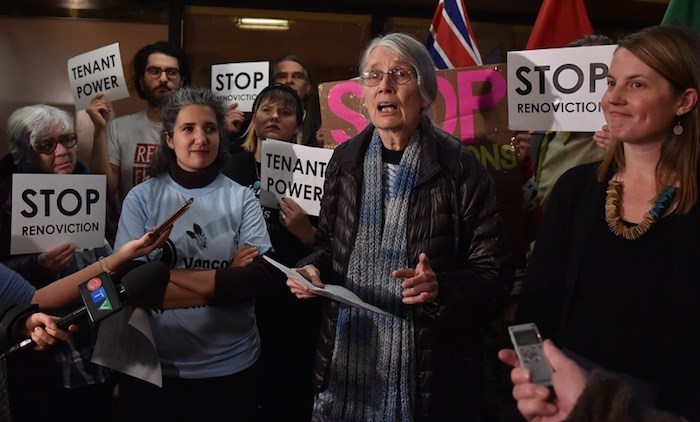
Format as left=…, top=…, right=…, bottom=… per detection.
left=604, top=179, right=677, bottom=240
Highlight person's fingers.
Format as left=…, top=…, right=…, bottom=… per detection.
left=498, top=349, right=519, bottom=367
left=298, top=266, right=325, bottom=288
left=511, top=366, right=532, bottom=385
left=416, top=252, right=430, bottom=272
left=392, top=268, right=416, bottom=279
left=517, top=398, right=559, bottom=421
left=542, top=340, right=566, bottom=370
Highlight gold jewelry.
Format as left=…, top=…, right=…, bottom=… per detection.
left=604, top=180, right=676, bottom=240
left=98, top=256, right=114, bottom=275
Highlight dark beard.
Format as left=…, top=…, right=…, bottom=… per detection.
left=145, top=84, right=170, bottom=108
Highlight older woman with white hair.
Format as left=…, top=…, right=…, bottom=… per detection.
left=287, top=32, right=513, bottom=421
left=0, top=101, right=121, bottom=421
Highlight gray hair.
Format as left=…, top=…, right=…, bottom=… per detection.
left=6, top=104, right=74, bottom=165
left=147, top=86, right=229, bottom=176
left=359, top=33, right=438, bottom=112
left=271, top=54, right=312, bottom=84
left=567, top=34, right=615, bottom=47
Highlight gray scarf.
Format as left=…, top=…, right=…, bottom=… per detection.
left=314, top=129, right=422, bottom=421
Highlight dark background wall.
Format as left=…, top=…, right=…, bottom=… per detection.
left=0, top=0, right=670, bottom=159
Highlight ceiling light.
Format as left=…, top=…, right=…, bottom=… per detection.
left=236, top=18, right=289, bottom=31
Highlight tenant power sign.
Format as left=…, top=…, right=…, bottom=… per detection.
left=507, top=44, right=616, bottom=132
left=11, top=174, right=107, bottom=254
left=260, top=140, right=333, bottom=217
left=67, top=43, right=130, bottom=111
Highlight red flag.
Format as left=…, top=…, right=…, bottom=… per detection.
left=426, top=0, right=482, bottom=69
left=526, top=0, right=594, bottom=50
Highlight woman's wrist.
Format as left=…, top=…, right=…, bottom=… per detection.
left=106, top=250, right=127, bottom=273
left=98, top=256, right=115, bottom=275
left=304, top=227, right=317, bottom=248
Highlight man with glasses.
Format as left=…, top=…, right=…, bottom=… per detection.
left=89, top=41, right=191, bottom=202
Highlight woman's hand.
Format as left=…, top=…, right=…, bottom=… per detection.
left=498, top=340, right=587, bottom=422
left=23, top=312, right=76, bottom=351
left=393, top=252, right=438, bottom=305
left=37, top=242, right=75, bottom=273
left=225, top=102, right=245, bottom=134
left=112, top=228, right=172, bottom=268
left=287, top=264, right=324, bottom=299
left=231, top=244, right=259, bottom=267
left=279, top=197, right=316, bottom=247
left=510, top=131, right=533, bottom=162
left=593, top=124, right=613, bottom=150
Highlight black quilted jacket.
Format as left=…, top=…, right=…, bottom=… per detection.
left=299, top=119, right=514, bottom=421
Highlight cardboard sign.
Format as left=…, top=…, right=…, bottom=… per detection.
left=260, top=139, right=334, bottom=216
left=11, top=174, right=107, bottom=254
left=67, top=42, right=129, bottom=110
left=211, top=61, right=269, bottom=112
left=507, top=44, right=617, bottom=131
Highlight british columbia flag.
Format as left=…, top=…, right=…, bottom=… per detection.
left=426, top=0, right=482, bottom=69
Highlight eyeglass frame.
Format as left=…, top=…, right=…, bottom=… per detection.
left=145, top=66, right=181, bottom=80
left=359, top=68, right=416, bottom=87
left=32, top=133, right=78, bottom=155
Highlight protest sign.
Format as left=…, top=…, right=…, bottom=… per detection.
left=211, top=61, right=269, bottom=112
left=260, top=139, right=333, bottom=217
left=507, top=44, right=616, bottom=131
left=67, top=43, right=129, bottom=110
left=11, top=174, right=106, bottom=254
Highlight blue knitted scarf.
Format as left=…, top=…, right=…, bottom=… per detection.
left=314, top=129, right=422, bottom=421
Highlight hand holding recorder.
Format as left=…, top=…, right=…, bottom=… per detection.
left=498, top=326, right=587, bottom=422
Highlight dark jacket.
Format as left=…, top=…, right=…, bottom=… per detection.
left=0, top=302, right=38, bottom=352
left=301, top=119, right=513, bottom=421
left=568, top=370, right=687, bottom=422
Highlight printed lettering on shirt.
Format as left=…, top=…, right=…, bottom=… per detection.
left=132, top=166, right=148, bottom=187
left=133, top=143, right=159, bottom=164
left=131, top=143, right=158, bottom=188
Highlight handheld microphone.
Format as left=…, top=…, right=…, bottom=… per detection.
left=0, top=261, right=170, bottom=358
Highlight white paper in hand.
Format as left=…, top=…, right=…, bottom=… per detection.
left=263, top=255, right=390, bottom=316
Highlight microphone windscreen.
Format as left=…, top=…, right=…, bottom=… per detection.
left=119, top=261, right=170, bottom=300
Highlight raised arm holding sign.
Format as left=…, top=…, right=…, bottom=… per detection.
left=67, top=43, right=129, bottom=111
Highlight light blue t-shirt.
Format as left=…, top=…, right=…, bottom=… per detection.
left=115, top=172, right=271, bottom=379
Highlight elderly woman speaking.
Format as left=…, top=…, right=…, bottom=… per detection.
left=287, top=32, right=513, bottom=421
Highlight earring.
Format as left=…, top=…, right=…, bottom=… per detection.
left=673, top=117, right=684, bottom=136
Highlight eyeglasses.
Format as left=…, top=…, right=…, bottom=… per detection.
left=145, top=66, right=181, bottom=80
left=360, top=68, right=415, bottom=87
left=33, top=133, right=78, bottom=155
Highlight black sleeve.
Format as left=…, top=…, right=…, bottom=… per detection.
left=213, top=256, right=287, bottom=304
left=0, top=303, right=38, bottom=351
left=567, top=370, right=687, bottom=422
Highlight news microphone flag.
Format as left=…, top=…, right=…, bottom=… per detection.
left=426, top=0, right=483, bottom=69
